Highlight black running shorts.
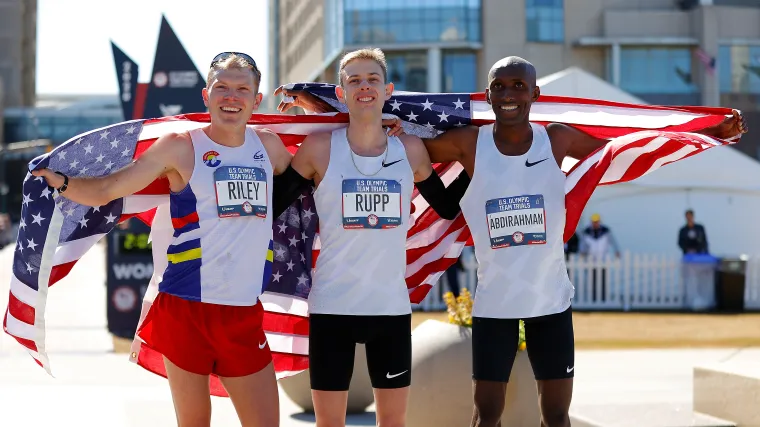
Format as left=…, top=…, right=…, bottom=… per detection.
left=308, top=313, right=412, bottom=391
left=472, top=306, right=575, bottom=382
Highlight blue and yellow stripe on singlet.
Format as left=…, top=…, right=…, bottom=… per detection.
left=160, top=238, right=203, bottom=300
left=261, top=239, right=274, bottom=291
left=170, top=186, right=200, bottom=237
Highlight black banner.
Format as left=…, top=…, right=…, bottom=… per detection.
left=106, top=219, right=153, bottom=339
left=110, top=41, right=139, bottom=121
left=142, top=16, right=207, bottom=119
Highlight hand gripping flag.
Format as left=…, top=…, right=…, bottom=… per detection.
left=4, top=85, right=740, bottom=396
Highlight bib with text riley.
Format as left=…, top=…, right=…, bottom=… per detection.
left=342, top=179, right=402, bottom=229
left=485, top=194, right=547, bottom=249
left=214, top=166, right=268, bottom=218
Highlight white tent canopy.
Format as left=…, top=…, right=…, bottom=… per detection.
left=538, top=67, right=760, bottom=257
left=536, top=67, right=648, bottom=105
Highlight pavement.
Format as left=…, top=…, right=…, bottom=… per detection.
left=1, top=242, right=758, bottom=426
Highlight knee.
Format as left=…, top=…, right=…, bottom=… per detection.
left=473, top=399, right=504, bottom=425
left=376, top=421, right=405, bottom=427
left=540, top=408, right=570, bottom=427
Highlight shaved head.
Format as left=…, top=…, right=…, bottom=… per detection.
left=488, top=56, right=536, bottom=85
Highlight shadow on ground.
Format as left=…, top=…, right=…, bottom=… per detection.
left=290, top=411, right=377, bottom=425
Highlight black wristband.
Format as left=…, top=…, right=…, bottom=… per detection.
left=272, top=165, right=313, bottom=218
left=54, top=171, right=69, bottom=193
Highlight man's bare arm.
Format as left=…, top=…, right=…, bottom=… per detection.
left=256, top=128, right=293, bottom=175
left=546, top=123, right=607, bottom=162
left=420, top=126, right=477, bottom=164
left=31, top=133, right=185, bottom=207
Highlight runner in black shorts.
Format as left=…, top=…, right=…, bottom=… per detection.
left=273, top=47, right=465, bottom=427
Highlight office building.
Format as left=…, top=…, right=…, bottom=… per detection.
left=269, top=0, right=760, bottom=159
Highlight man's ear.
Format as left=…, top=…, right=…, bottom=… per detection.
left=336, top=85, right=346, bottom=104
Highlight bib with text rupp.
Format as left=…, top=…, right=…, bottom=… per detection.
left=485, top=194, right=546, bottom=249
left=214, top=166, right=268, bottom=218
left=342, top=179, right=402, bottom=229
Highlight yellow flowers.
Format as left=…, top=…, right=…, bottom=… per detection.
left=443, top=288, right=473, bottom=327
left=443, top=288, right=527, bottom=351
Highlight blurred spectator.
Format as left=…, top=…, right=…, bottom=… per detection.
left=564, top=231, right=579, bottom=260
left=444, top=255, right=464, bottom=298
left=0, top=213, right=11, bottom=249
left=678, top=209, right=709, bottom=255
left=579, top=213, right=621, bottom=260
left=580, top=213, right=620, bottom=302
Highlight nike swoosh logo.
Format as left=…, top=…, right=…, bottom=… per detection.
left=566, top=366, right=574, bottom=373
left=386, top=370, right=408, bottom=379
left=525, top=158, right=549, bottom=167
left=382, top=159, right=403, bottom=168
left=258, top=340, right=267, bottom=349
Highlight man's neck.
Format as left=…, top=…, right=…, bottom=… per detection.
left=346, top=115, right=387, bottom=155
left=493, top=120, right=533, bottom=146
left=205, top=123, right=246, bottom=147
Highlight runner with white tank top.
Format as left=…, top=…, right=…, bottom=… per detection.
left=34, top=53, right=295, bottom=427
left=276, top=48, right=467, bottom=427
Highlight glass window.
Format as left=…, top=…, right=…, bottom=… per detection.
left=718, top=45, right=760, bottom=94
left=386, top=52, right=428, bottom=92
left=442, top=52, right=477, bottom=93
left=342, top=0, right=481, bottom=44
left=619, top=47, right=698, bottom=95
left=526, top=0, right=563, bottom=43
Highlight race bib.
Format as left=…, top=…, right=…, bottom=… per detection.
left=485, top=194, right=546, bottom=249
left=342, top=179, right=402, bottom=229
left=214, top=166, right=268, bottom=218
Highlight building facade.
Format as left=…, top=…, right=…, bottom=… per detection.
left=0, top=0, right=36, bottom=109
left=269, top=0, right=760, bottom=159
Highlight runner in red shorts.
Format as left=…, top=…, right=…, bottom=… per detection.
left=33, top=52, right=293, bottom=427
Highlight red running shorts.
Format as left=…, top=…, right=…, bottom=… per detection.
left=138, top=292, right=272, bottom=377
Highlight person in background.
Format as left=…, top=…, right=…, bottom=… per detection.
left=580, top=213, right=620, bottom=302
left=678, top=209, right=709, bottom=255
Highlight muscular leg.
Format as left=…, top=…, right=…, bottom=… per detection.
left=309, top=314, right=356, bottom=427
left=536, top=379, right=573, bottom=427
left=163, top=357, right=212, bottom=427
left=471, top=380, right=507, bottom=427
left=218, top=362, right=279, bottom=427
left=374, top=387, right=410, bottom=427
left=470, top=316, right=519, bottom=427
left=524, top=307, right=575, bottom=427
left=366, top=314, right=412, bottom=427
left=312, top=389, right=349, bottom=427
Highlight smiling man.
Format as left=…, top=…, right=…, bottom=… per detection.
left=276, top=47, right=464, bottom=427
left=31, top=52, right=293, bottom=427
left=420, top=56, right=747, bottom=427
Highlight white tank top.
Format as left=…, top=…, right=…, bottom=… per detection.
left=158, top=127, right=274, bottom=306
left=460, top=123, right=574, bottom=319
left=309, top=128, right=414, bottom=315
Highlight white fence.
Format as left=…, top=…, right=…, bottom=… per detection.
left=416, top=251, right=760, bottom=312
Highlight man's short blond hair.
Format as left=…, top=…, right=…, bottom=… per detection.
left=207, top=54, right=261, bottom=88
left=338, top=48, right=388, bottom=86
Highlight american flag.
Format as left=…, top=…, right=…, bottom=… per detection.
left=695, top=48, right=716, bottom=75
left=4, top=85, right=739, bottom=396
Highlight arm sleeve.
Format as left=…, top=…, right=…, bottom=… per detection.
left=272, top=165, right=314, bottom=218
left=414, top=169, right=470, bottom=220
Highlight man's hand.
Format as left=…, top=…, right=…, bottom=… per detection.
left=31, top=168, right=65, bottom=189
left=705, top=109, right=748, bottom=140
left=273, top=85, right=336, bottom=114
left=382, top=116, right=405, bottom=137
